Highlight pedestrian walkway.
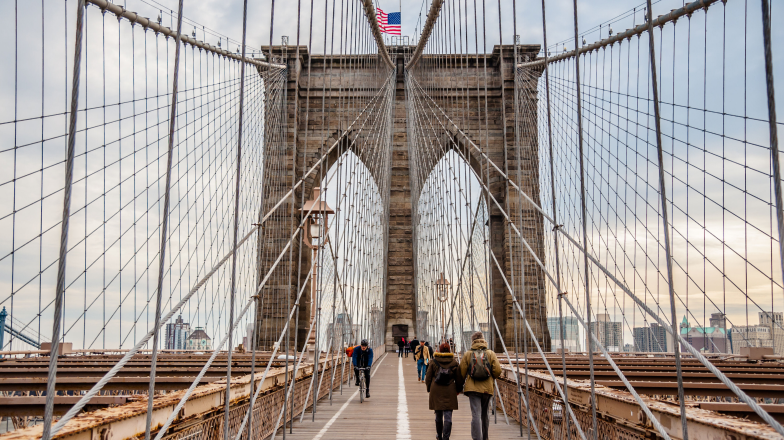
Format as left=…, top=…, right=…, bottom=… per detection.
left=267, top=352, right=536, bottom=440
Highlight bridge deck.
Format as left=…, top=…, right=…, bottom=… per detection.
left=268, top=353, right=535, bottom=440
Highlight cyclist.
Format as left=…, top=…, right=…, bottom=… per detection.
left=351, top=339, right=374, bottom=398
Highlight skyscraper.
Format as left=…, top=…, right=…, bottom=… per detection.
left=588, top=314, right=622, bottom=351
left=164, top=315, right=191, bottom=350
left=633, top=323, right=668, bottom=352
left=547, top=316, right=581, bottom=352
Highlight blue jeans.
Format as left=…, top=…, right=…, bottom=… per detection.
left=417, top=358, right=425, bottom=380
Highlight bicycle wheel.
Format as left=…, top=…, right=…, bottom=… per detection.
left=359, top=377, right=364, bottom=403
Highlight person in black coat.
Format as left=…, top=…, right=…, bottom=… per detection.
left=397, top=338, right=406, bottom=357
left=426, top=341, right=434, bottom=357
left=426, top=342, right=465, bottom=440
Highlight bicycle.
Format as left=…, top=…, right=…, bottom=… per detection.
left=356, top=367, right=369, bottom=403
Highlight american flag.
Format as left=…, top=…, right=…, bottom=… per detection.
left=376, top=8, right=401, bottom=35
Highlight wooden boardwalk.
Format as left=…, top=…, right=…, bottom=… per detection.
left=267, top=352, right=536, bottom=440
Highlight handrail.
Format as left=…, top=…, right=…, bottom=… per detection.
left=518, top=0, right=720, bottom=68
left=84, top=0, right=286, bottom=69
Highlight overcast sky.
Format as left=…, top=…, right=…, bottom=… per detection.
left=0, top=0, right=781, bottom=351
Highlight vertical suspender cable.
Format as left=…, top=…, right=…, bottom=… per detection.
left=142, top=0, right=185, bottom=439
left=510, top=4, right=528, bottom=435
left=282, top=36, right=294, bottom=440
left=289, top=0, right=304, bottom=432
left=494, top=0, right=524, bottom=434
left=643, top=2, right=688, bottom=438
left=538, top=0, right=572, bottom=438
left=43, top=1, right=87, bottom=438
left=569, top=0, right=598, bottom=438
left=759, top=0, right=783, bottom=306
left=223, top=0, right=252, bottom=438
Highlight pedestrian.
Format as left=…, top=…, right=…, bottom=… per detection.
left=425, top=342, right=464, bottom=440
left=345, top=345, right=356, bottom=384
left=404, top=337, right=410, bottom=357
left=410, top=337, right=420, bottom=369
left=415, top=340, right=431, bottom=382
left=459, top=331, right=502, bottom=440
left=397, top=337, right=406, bottom=358
left=426, top=340, right=434, bottom=358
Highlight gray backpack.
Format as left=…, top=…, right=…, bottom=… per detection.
left=468, top=349, right=492, bottom=381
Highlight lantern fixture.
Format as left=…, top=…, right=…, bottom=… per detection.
left=300, top=187, right=334, bottom=249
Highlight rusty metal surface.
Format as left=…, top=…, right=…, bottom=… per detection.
left=0, top=397, right=133, bottom=417
left=1, top=350, right=780, bottom=438
left=0, top=353, right=293, bottom=394
left=496, top=364, right=784, bottom=440
left=503, top=352, right=784, bottom=398
left=0, top=355, right=342, bottom=440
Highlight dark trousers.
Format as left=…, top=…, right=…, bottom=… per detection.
left=404, top=346, right=409, bottom=357
left=354, top=367, right=370, bottom=391
left=398, top=347, right=404, bottom=357
left=466, top=392, right=492, bottom=440
left=435, top=410, right=453, bottom=440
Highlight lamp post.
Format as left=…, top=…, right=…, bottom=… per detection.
left=300, top=187, right=334, bottom=353
left=436, top=273, right=450, bottom=341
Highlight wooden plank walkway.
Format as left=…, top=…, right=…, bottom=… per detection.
left=267, top=352, right=537, bottom=440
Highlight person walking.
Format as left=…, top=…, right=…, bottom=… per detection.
left=415, top=340, right=431, bottom=382
left=426, top=341, right=434, bottom=358
left=410, top=337, right=420, bottom=370
left=397, top=338, right=406, bottom=358
left=351, top=339, right=374, bottom=398
left=459, top=331, right=502, bottom=440
left=404, top=337, right=410, bottom=357
left=425, top=342, right=464, bottom=440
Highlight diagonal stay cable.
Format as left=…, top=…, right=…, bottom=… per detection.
left=46, top=104, right=393, bottom=434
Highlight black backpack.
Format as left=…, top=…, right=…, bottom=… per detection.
left=468, top=349, right=492, bottom=381
left=434, top=365, right=454, bottom=386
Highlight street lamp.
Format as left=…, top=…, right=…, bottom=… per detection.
left=300, top=187, right=334, bottom=353
left=436, top=273, right=450, bottom=340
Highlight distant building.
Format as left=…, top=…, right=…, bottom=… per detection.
left=186, top=327, right=212, bottom=351
left=588, top=314, right=622, bottom=352
left=680, top=314, right=729, bottom=353
left=633, top=323, right=668, bottom=352
left=731, top=311, right=784, bottom=355
left=547, top=316, right=581, bottom=352
left=623, top=343, right=635, bottom=352
left=325, top=313, right=354, bottom=349
left=164, top=315, right=190, bottom=350
left=760, top=311, right=784, bottom=355
left=371, top=307, right=383, bottom=346
left=242, top=323, right=253, bottom=350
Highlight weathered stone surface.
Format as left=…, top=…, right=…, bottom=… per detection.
left=256, top=45, right=550, bottom=353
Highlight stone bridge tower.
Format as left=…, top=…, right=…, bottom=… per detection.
left=256, top=44, right=551, bottom=354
